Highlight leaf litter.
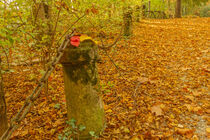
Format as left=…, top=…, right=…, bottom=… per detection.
left=3, top=18, right=210, bottom=139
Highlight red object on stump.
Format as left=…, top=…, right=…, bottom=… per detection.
left=70, top=36, right=80, bottom=47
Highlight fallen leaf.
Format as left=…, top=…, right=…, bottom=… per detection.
left=151, top=105, right=163, bottom=116
left=137, top=77, right=149, bottom=83
left=106, top=109, right=112, bottom=113
left=123, top=127, right=130, bottom=133
left=185, top=95, right=194, bottom=101
left=176, top=128, right=194, bottom=138
left=206, top=128, right=210, bottom=134
left=191, top=135, right=199, bottom=140
left=177, top=124, right=184, bottom=128
left=192, top=91, right=201, bottom=97
left=131, top=136, right=140, bottom=140
left=184, top=104, right=193, bottom=112
left=113, top=128, right=120, bottom=134
left=205, top=109, right=210, bottom=114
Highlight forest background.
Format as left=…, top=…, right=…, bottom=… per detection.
left=0, top=0, right=209, bottom=139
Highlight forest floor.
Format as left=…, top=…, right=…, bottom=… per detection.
left=4, top=18, right=210, bottom=140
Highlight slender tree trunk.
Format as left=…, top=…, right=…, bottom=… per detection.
left=175, top=0, right=181, bottom=18
left=0, top=56, right=8, bottom=137
left=32, top=2, right=52, bottom=95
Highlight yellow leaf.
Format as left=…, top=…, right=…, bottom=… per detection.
left=191, top=135, right=199, bottom=140
left=206, top=128, right=210, bottom=134
left=80, top=34, right=98, bottom=44
left=123, top=127, right=130, bottom=133
left=131, top=136, right=140, bottom=140
left=106, top=109, right=112, bottom=113
left=80, top=34, right=92, bottom=42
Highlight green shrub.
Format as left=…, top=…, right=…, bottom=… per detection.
left=200, top=4, right=210, bottom=17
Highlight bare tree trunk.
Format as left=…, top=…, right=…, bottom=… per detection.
left=32, top=1, right=52, bottom=95
left=175, top=0, right=181, bottom=18
left=0, top=56, right=8, bottom=137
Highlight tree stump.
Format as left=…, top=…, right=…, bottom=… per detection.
left=60, top=37, right=105, bottom=139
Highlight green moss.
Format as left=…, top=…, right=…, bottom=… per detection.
left=63, top=62, right=97, bottom=85
left=61, top=40, right=99, bottom=85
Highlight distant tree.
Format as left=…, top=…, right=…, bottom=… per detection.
left=190, top=0, right=208, bottom=6
left=181, top=0, right=208, bottom=15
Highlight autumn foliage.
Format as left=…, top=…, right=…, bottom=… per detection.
left=3, top=18, right=210, bottom=139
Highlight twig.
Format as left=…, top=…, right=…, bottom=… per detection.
left=98, top=26, right=123, bottom=50
left=56, top=14, right=86, bottom=46
left=50, top=4, right=62, bottom=48
left=133, top=81, right=141, bottom=110
left=99, top=35, right=121, bottom=76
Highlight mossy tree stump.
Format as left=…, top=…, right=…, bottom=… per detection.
left=60, top=37, right=104, bottom=139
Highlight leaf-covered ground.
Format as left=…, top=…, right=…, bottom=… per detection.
left=4, top=18, right=210, bottom=139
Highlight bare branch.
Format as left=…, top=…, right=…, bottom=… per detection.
left=56, top=14, right=86, bottom=46
left=98, top=26, right=123, bottom=50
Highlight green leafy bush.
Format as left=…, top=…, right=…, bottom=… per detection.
left=200, top=4, right=210, bottom=17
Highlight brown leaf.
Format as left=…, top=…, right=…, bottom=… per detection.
left=151, top=105, right=163, bottom=116
left=137, top=77, right=149, bottom=83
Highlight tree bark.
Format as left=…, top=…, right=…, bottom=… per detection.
left=0, top=56, right=8, bottom=137
left=175, top=0, right=181, bottom=18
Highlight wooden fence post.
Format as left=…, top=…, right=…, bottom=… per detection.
left=60, top=37, right=105, bottom=139
left=142, top=5, right=146, bottom=19
left=123, top=7, right=133, bottom=36
left=136, top=5, right=141, bottom=22
left=148, top=0, right=151, bottom=13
